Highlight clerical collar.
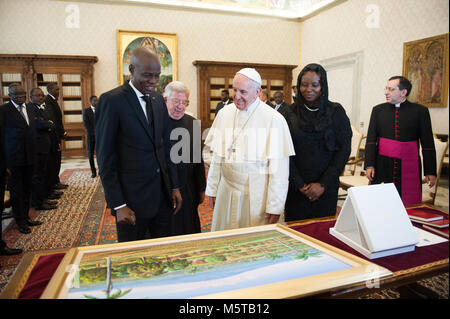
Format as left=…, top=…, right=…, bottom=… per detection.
left=304, top=104, right=319, bottom=112
left=393, top=99, right=407, bottom=108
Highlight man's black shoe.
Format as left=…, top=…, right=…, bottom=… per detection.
left=45, top=200, right=58, bottom=205
left=18, top=224, right=31, bottom=234
left=47, top=193, right=62, bottom=200
left=0, top=245, right=22, bottom=256
left=35, top=203, right=57, bottom=211
left=54, top=183, right=68, bottom=190
left=26, top=219, right=43, bottom=227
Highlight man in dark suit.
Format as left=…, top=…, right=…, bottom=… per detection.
left=83, top=96, right=97, bottom=178
left=260, top=90, right=275, bottom=107
left=273, top=91, right=290, bottom=115
left=0, top=108, right=22, bottom=258
left=95, top=47, right=182, bottom=242
left=1, top=83, right=42, bottom=234
left=214, top=89, right=232, bottom=117
left=45, top=83, right=68, bottom=191
left=28, top=88, right=57, bottom=211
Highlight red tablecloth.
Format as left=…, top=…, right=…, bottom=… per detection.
left=18, top=253, right=65, bottom=299
left=289, top=207, right=449, bottom=273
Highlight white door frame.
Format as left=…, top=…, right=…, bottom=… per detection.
left=321, top=51, right=364, bottom=128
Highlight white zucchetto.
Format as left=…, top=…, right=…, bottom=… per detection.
left=236, top=68, right=262, bottom=86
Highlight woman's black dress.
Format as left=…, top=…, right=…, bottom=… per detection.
left=283, top=102, right=352, bottom=221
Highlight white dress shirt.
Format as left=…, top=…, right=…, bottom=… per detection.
left=129, top=80, right=149, bottom=120
left=11, top=100, right=29, bottom=125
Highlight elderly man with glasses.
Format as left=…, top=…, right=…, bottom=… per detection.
left=164, top=81, right=206, bottom=235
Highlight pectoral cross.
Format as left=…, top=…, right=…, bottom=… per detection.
left=227, top=144, right=236, bottom=160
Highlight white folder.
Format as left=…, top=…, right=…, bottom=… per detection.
left=330, top=183, right=419, bottom=259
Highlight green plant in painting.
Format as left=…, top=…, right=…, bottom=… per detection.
left=84, top=289, right=132, bottom=299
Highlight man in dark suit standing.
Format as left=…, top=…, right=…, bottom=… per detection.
left=1, top=83, right=42, bottom=234
left=273, top=91, right=290, bottom=115
left=45, top=83, right=68, bottom=190
left=83, top=96, right=97, bottom=178
left=214, top=89, right=232, bottom=117
left=28, top=88, right=57, bottom=211
left=260, top=90, right=275, bottom=107
left=0, top=108, right=22, bottom=258
left=96, top=47, right=182, bottom=242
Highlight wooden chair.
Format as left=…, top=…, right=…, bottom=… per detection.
left=339, top=174, right=369, bottom=193
left=422, top=136, right=449, bottom=205
left=339, top=126, right=368, bottom=196
left=341, top=125, right=365, bottom=176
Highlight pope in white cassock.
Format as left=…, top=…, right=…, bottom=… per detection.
left=205, top=68, right=295, bottom=231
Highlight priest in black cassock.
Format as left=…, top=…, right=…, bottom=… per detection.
left=365, top=76, right=436, bottom=207
left=164, top=81, right=206, bottom=235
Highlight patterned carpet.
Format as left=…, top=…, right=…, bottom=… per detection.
left=0, top=168, right=447, bottom=298
left=0, top=168, right=213, bottom=294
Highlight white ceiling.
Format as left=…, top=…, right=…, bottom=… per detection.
left=66, top=0, right=345, bottom=20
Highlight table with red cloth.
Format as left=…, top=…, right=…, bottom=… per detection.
left=287, top=203, right=449, bottom=297
left=1, top=204, right=448, bottom=299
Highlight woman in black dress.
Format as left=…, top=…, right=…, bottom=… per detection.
left=283, top=63, right=352, bottom=221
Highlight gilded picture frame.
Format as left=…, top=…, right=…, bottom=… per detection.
left=41, top=224, right=391, bottom=299
left=116, top=30, right=178, bottom=93
left=402, top=33, right=449, bottom=107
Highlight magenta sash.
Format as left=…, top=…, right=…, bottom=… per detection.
left=378, top=137, right=421, bottom=206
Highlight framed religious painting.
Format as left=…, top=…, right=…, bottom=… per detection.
left=116, top=30, right=178, bottom=93
left=402, top=33, right=449, bottom=107
left=41, top=224, right=391, bottom=299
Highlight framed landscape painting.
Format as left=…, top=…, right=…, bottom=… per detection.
left=116, top=30, right=178, bottom=93
left=41, top=224, right=391, bottom=299
left=402, top=33, right=449, bottom=107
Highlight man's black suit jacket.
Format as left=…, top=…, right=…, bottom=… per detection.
left=44, top=95, right=65, bottom=141
left=274, top=101, right=290, bottom=116
left=95, top=82, right=179, bottom=219
left=0, top=111, right=5, bottom=229
left=27, top=102, right=52, bottom=154
left=82, top=107, right=95, bottom=140
left=0, top=111, right=6, bottom=176
left=214, top=100, right=232, bottom=117
left=0, top=102, right=37, bottom=168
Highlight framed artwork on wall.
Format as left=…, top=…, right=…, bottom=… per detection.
left=402, top=33, right=449, bottom=107
left=41, top=224, right=391, bottom=299
left=116, top=30, right=178, bottom=93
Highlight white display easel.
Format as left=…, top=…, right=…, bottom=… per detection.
left=330, top=183, right=419, bottom=259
